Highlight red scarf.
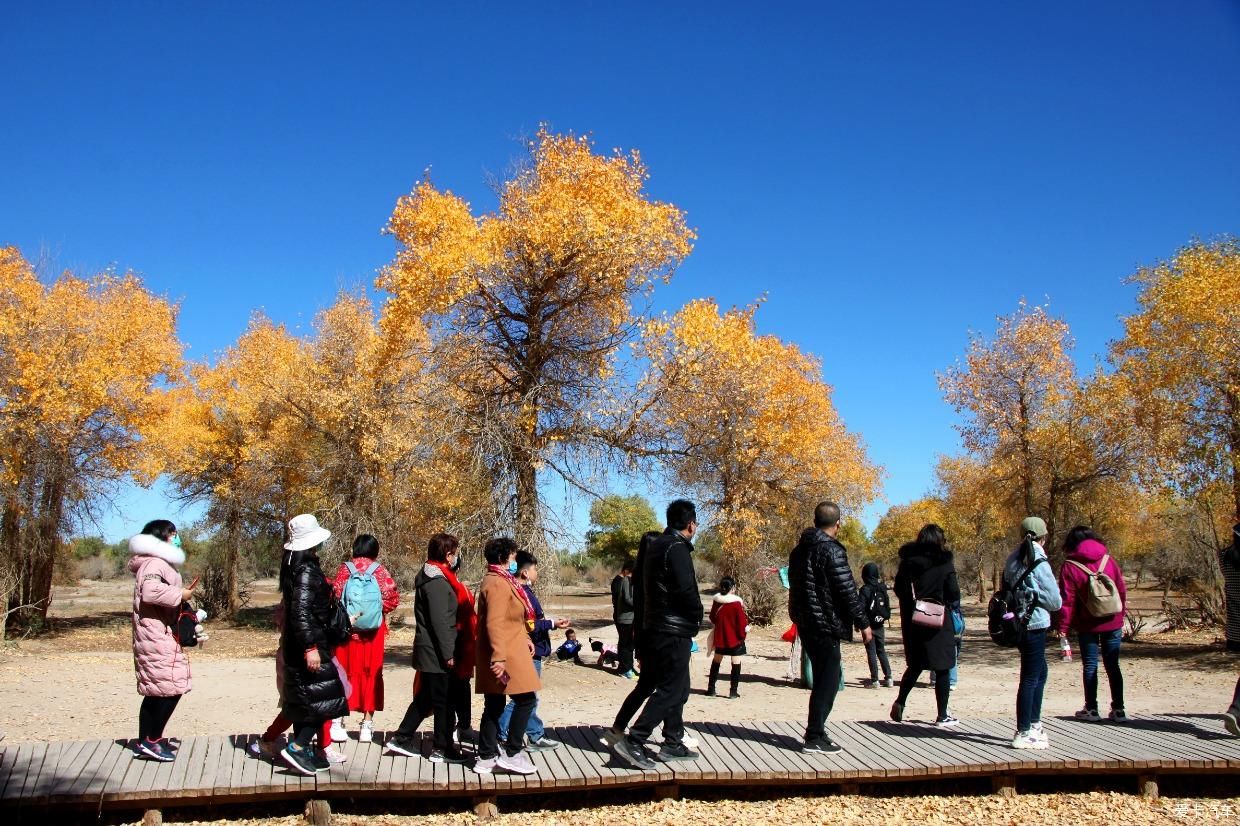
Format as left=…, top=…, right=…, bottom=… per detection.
left=427, top=560, right=472, bottom=618
left=488, top=563, right=535, bottom=627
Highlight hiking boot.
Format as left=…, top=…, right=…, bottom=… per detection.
left=599, top=726, right=625, bottom=748
left=802, top=737, right=842, bottom=754
left=280, top=743, right=318, bottom=775
left=135, top=738, right=175, bottom=762
left=497, top=747, right=538, bottom=775
left=429, top=747, right=469, bottom=764
left=1075, top=707, right=1102, bottom=722
left=384, top=735, right=420, bottom=757
left=612, top=736, right=656, bottom=770
left=890, top=701, right=904, bottom=722
left=526, top=736, right=561, bottom=751
left=473, top=756, right=497, bottom=774
left=1108, top=709, right=1129, bottom=724
left=1224, top=709, right=1240, bottom=737
left=655, top=741, right=699, bottom=762
left=935, top=715, right=960, bottom=728
left=358, top=720, right=374, bottom=743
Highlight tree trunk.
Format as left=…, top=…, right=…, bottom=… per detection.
left=514, top=449, right=541, bottom=550
left=1, top=496, right=21, bottom=638
left=223, top=505, right=242, bottom=618
left=16, top=474, right=65, bottom=628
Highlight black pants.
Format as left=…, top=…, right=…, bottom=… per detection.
left=479, top=692, right=535, bottom=760
left=803, top=637, right=842, bottom=742
left=612, top=660, right=658, bottom=731
left=628, top=634, right=691, bottom=746
left=617, top=624, right=635, bottom=674
left=138, top=695, right=182, bottom=741
left=396, top=670, right=454, bottom=750
left=1229, top=674, right=1240, bottom=715
left=865, top=624, right=892, bottom=681
left=450, top=675, right=472, bottom=731
left=896, top=667, right=952, bottom=719
left=291, top=720, right=319, bottom=749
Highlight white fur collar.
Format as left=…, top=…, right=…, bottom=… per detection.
left=713, top=593, right=743, bottom=605
left=128, top=533, right=186, bottom=568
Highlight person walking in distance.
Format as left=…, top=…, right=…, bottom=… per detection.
left=858, top=562, right=893, bottom=688
left=706, top=576, right=749, bottom=698
left=612, top=560, right=637, bottom=679
left=788, top=501, right=872, bottom=754
left=609, top=500, right=703, bottom=770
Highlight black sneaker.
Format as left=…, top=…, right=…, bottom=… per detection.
left=135, top=738, right=174, bottom=762
left=655, top=741, right=699, bottom=762
left=311, top=751, right=330, bottom=772
left=384, top=735, right=420, bottom=757
left=890, top=700, right=904, bottom=722
left=429, top=747, right=470, bottom=764
left=1225, top=710, right=1240, bottom=737
left=280, top=743, right=318, bottom=776
left=803, top=737, right=842, bottom=754
left=612, top=736, right=656, bottom=770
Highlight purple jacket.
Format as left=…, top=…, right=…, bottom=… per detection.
left=1057, top=539, right=1127, bottom=635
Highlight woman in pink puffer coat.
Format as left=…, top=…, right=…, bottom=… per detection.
left=128, top=519, right=197, bottom=762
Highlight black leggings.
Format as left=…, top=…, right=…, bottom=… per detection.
left=138, top=695, right=182, bottom=741
left=896, top=667, right=952, bottom=719
left=451, top=675, right=472, bottom=731
left=291, top=720, right=320, bottom=749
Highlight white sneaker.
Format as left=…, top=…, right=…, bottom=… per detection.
left=659, top=733, right=699, bottom=749
left=1075, top=708, right=1102, bottom=722
left=329, top=718, right=348, bottom=741
left=1109, top=709, right=1129, bottom=724
left=497, top=748, right=538, bottom=775
left=1029, top=722, right=1048, bottom=744
left=319, top=746, right=349, bottom=764
left=473, top=756, right=497, bottom=775
left=358, top=721, right=374, bottom=743
left=1011, top=731, right=1048, bottom=750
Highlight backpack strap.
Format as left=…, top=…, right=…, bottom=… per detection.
left=1066, top=555, right=1108, bottom=576
left=1010, top=557, right=1045, bottom=590
left=364, top=561, right=380, bottom=576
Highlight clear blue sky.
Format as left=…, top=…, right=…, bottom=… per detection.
left=3, top=2, right=1238, bottom=542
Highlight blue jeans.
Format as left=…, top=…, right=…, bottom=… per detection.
left=1078, top=629, right=1124, bottom=712
left=498, top=657, right=543, bottom=741
left=1016, top=628, right=1049, bottom=733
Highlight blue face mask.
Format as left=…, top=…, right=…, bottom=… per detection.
left=170, top=534, right=182, bottom=549
left=507, top=560, right=518, bottom=575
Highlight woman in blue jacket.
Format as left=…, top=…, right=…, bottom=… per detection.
left=1003, top=517, right=1062, bottom=750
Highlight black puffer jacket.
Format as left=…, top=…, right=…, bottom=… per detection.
left=281, top=553, right=348, bottom=723
left=893, top=540, right=960, bottom=671
left=788, top=527, right=870, bottom=643
left=639, top=529, right=703, bottom=638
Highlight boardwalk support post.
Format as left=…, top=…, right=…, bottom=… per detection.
left=654, top=783, right=680, bottom=801
left=305, top=798, right=332, bottom=825
left=992, top=774, right=1017, bottom=799
left=473, top=795, right=499, bottom=820
left=141, top=810, right=162, bottom=826
left=1139, top=775, right=1159, bottom=801
left=840, top=783, right=861, bottom=795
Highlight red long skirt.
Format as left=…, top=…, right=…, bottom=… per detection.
left=336, top=623, right=387, bottom=713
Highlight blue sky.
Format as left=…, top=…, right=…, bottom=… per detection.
left=2, top=2, right=1239, bottom=543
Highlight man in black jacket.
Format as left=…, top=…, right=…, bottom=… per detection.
left=788, top=501, right=872, bottom=754
left=611, top=499, right=703, bottom=769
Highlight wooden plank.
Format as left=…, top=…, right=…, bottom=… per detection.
left=107, top=739, right=154, bottom=800
left=16, top=741, right=55, bottom=804
left=838, top=721, right=928, bottom=778
left=554, top=726, right=617, bottom=787
left=1116, top=717, right=1209, bottom=769
left=1149, top=715, right=1240, bottom=766
left=359, top=738, right=385, bottom=790
left=831, top=720, right=905, bottom=779
left=28, top=739, right=76, bottom=804
left=762, top=721, right=837, bottom=780
left=1039, top=719, right=1132, bottom=770
left=40, top=739, right=92, bottom=802
left=82, top=740, right=131, bottom=801
left=694, top=722, right=746, bottom=781
left=970, top=719, right=1040, bottom=772
left=703, top=722, right=778, bottom=782
left=1, top=743, right=35, bottom=801
left=0, top=740, right=23, bottom=800
left=49, top=739, right=106, bottom=803
left=537, top=738, right=579, bottom=788
left=745, top=721, right=831, bottom=782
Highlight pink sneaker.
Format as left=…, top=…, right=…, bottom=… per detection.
left=318, top=746, right=349, bottom=764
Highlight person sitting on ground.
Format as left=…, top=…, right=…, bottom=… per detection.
left=706, top=576, right=749, bottom=698
left=591, top=638, right=619, bottom=669
left=555, top=629, right=584, bottom=664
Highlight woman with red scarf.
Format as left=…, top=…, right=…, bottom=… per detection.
left=473, top=537, right=540, bottom=775
left=330, top=534, right=400, bottom=743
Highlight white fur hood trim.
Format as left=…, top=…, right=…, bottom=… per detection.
left=712, top=593, right=744, bottom=605
left=128, top=533, right=186, bottom=568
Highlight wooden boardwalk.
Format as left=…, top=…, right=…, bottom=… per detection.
left=2, top=714, right=1238, bottom=819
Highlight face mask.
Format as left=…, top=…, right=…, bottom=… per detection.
left=507, top=560, right=518, bottom=575
left=170, top=534, right=182, bottom=549
left=450, top=555, right=461, bottom=573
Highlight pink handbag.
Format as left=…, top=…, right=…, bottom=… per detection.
left=911, top=583, right=945, bottom=629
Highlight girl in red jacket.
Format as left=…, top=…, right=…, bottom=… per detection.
left=1056, top=526, right=1128, bottom=723
left=707, top=577, right=750, bottom=698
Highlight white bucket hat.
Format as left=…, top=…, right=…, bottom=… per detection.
left=284, top=513, right=332, bottom=551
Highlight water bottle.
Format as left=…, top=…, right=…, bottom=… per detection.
left=1060, top=636, right=1072, bottom=662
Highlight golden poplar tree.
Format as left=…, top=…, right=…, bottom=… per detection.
left=379, top=129, right=695, bottom=546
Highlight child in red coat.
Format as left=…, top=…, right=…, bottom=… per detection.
left=707, top=577, right=750, bottom=698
